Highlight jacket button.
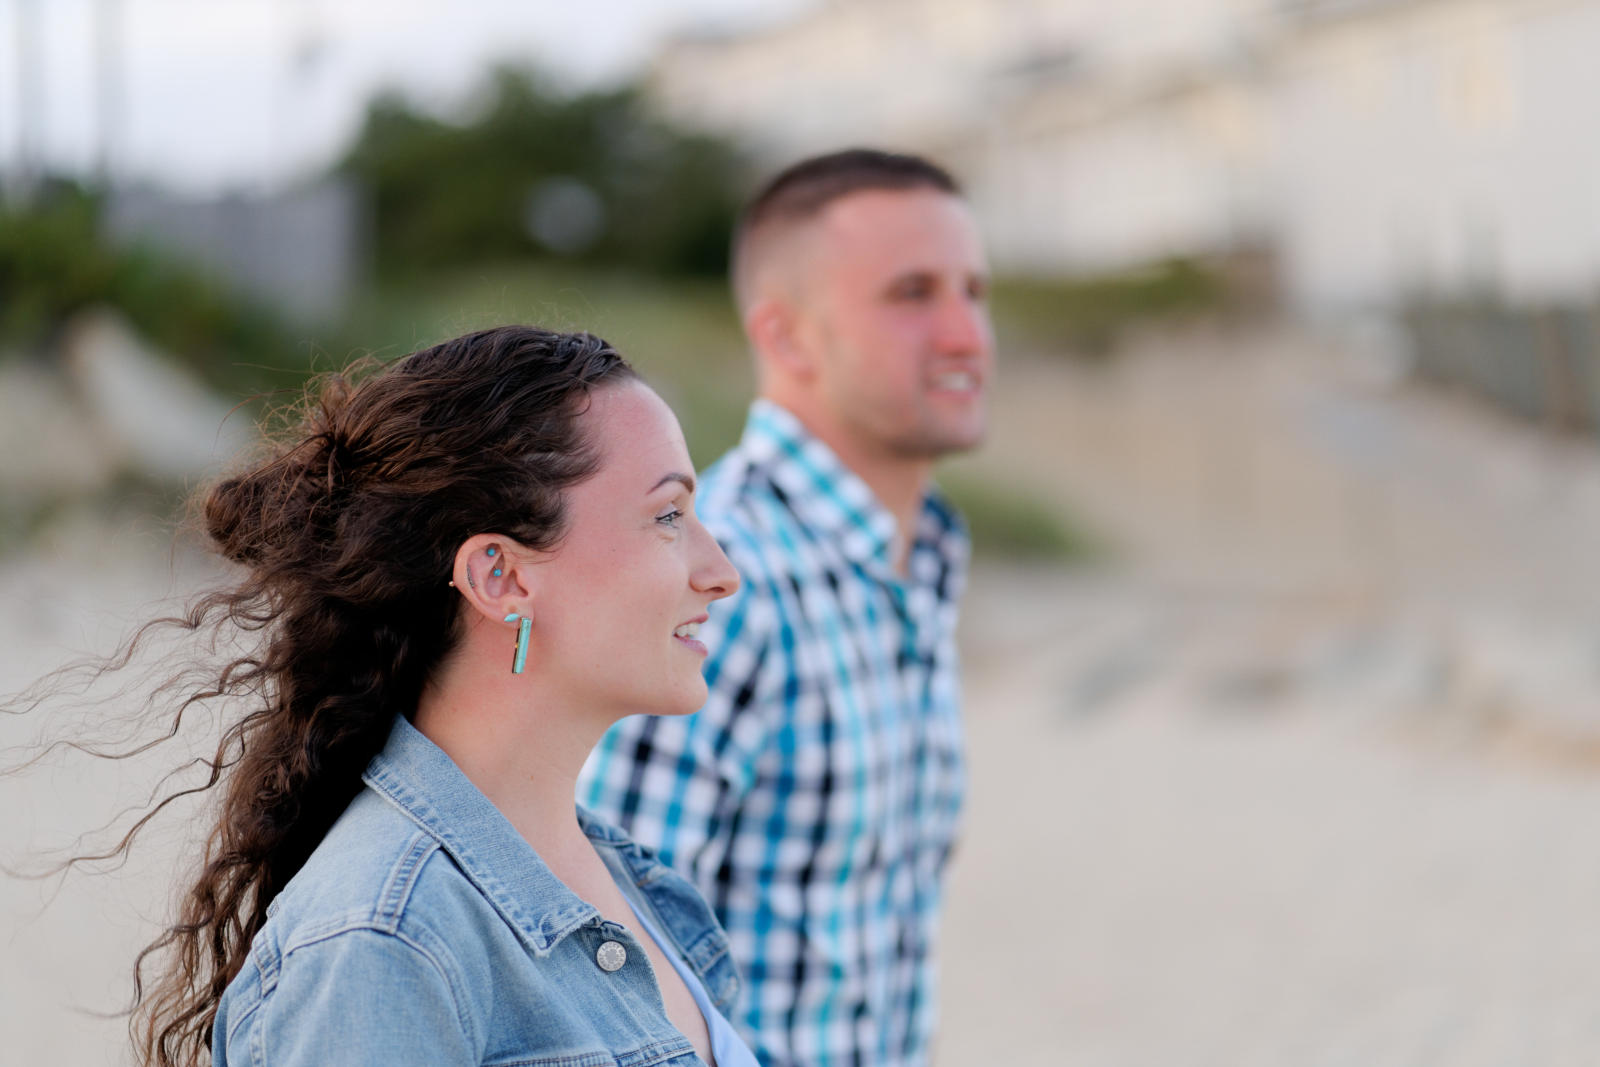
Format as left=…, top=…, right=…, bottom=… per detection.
left=596, top=940, right=627, bottom=972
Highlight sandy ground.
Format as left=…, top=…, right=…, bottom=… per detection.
left=940, top=567, right=1600, bottom=1067
left=5, top=323, right=1600, bottom=1063
left=934, top=325, right=1600, bottom=1065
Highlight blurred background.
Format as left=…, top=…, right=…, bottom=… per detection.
left=5, top=0, right=1600, bottom=1063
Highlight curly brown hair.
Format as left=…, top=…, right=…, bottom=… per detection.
left=55, top=325, right=639, bottom=1065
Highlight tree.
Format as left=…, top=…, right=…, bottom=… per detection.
left=338, top=68, right=746, bottom=279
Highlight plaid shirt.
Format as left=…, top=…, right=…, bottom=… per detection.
left=580, top=400, right=969, bottom=1067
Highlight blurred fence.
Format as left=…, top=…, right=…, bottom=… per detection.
left=1401, top=300, right=1600, bottom=437
left=105, top=180, right=364, bottom=326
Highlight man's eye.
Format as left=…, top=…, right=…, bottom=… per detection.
left=890, top=279, right=934, bottom=301
left=656, top=508, right=684, bottom=527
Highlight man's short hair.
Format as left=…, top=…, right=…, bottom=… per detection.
left=731, top=149, right=962, bottom=308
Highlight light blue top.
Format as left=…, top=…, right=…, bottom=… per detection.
left=626, top=897, right=762, bottom=1067
left=213, top=716, right=740, bottom=1066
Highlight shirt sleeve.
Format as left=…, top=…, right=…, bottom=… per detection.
left=233, top=928, right=478, bottom=1066
left=579, top=528, right=783, bottom=886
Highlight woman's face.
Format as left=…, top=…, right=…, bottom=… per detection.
left=524, top=379, right=739, bottom=720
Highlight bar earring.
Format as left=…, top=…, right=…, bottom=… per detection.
left=505, top=613, right=532, bottom=674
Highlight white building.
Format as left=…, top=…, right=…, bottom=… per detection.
left=1267, top=0, right=1600, bottom=310
left=650, top=0, right=1600, bottom=315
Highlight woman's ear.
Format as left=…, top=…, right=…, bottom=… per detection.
left=451, top=534, right=533, bottom=624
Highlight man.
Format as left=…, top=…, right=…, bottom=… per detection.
left=580, top=149, right=994, bottom=1067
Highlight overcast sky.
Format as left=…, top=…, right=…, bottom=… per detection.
left=0, top=0, right=808, bottom=195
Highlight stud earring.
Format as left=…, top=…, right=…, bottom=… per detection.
left=486, top=546, right=497, bottom=557
left=492, top=567, right=503, bottom=577
left=505, top=612, right=532, bottom=674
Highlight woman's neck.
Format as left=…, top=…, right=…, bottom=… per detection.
left=413, top=647, right=602, bottom=863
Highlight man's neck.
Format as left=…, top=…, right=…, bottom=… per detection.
left=847, top=451, right=928, bottom=576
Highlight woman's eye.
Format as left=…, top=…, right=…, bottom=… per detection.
left=656, top=508, right=684, bottom=528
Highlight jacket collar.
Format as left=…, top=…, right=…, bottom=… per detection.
left=362, top=716, right=599, bottom=957
left=582, top=812, right=741, bottom=1017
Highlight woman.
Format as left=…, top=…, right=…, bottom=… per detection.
left=101, top=326, right=757, bottom=1065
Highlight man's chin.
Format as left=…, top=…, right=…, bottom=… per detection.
left=895, top=423, right=987, bottom=459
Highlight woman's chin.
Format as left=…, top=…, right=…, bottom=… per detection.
left=660, top=682, right=710, bottom=718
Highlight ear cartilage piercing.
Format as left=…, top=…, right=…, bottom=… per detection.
left=492, top=567, right=503, bottom=577
left=511, top=615, right=532, bottom=674
left=486, top=546, right=497, bottom=557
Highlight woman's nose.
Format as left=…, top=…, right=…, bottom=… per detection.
left=692, top=525, right=741, bottom=601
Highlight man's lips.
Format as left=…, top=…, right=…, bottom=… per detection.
left=928, top=369, right=982, bottom=393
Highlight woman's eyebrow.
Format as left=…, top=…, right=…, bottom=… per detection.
left=648, top=472, right=696, bottom=495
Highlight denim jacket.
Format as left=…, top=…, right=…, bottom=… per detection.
left=212, top=717, right=740, bottom=1066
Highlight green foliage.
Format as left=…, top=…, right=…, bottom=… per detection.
left=992, top=257, right=1224, bottom=356
left=0, top=184, right=110, bottom=337
left=0, top=182, right=297, bottom=396
left=339, top=68, right=746, bottom=279
left=304, top=259, right=750, bottom=466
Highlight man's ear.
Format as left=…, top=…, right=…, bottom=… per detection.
left=450, top=534, right=534, bottom=625
left=746, top=297, right=815, bottom=383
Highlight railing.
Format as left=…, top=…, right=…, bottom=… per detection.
left=1400, top=299, right=1600, bottom=436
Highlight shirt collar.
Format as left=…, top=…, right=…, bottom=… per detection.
left=363, top=716, right=601, bottom=957
left=738, top=399, right=964, bottom=573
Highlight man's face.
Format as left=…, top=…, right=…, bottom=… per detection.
left=794, top=187, right=995, bottom=464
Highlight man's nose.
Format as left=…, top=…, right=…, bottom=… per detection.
left=935, top=292, right=993, bottom=356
